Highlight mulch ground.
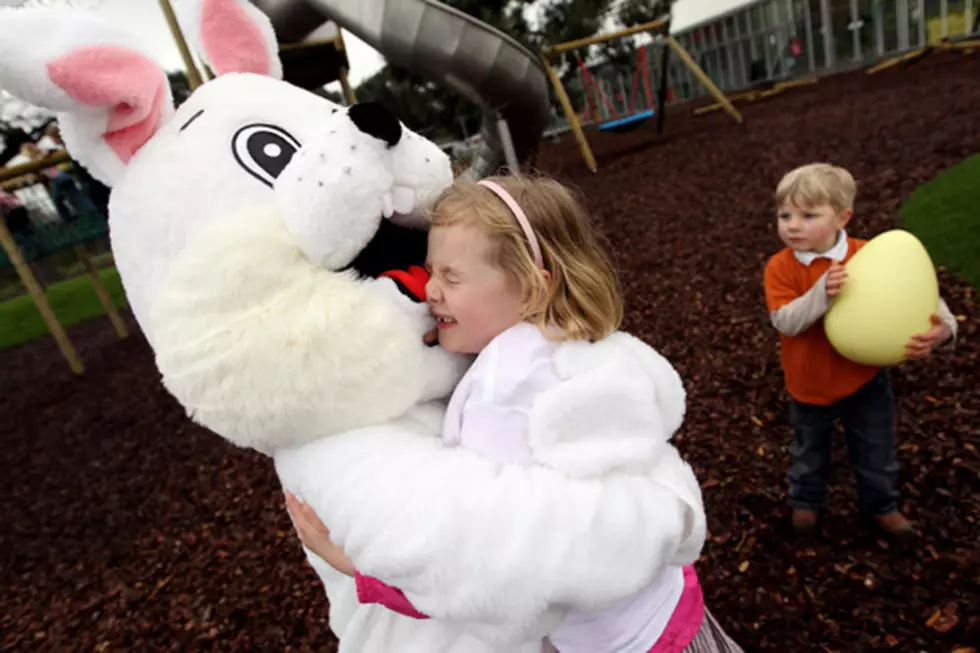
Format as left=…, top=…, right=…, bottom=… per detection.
left=2, top=52, right=978, bottom=653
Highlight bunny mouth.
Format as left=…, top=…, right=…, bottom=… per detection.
left=346, top=216, right=428, bottom=301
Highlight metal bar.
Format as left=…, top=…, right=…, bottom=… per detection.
left=898, top=0, right=910, bottom=49
left=689, top=32, right=704, bottom=97
left=785, top=0, right=798, bottom=35
left=721, top=20, right=735, bottom=89
left=968, top=0, right=975, bottom=36
left=158, top=0, right=204, bottom=90
left=732, top=10, right=749, bottom=86
left=745, top=9, right=759, bottom=72
left=681, top=34, right=698, bottom=98
left=941, top=0, right=948, bottom=37
left=545, top=17, right=667, bottom=55
left=496, top=117, right=520, bottom=173
left=803, top=0, right=817, bottom=70
left=875, top=0, right=886, bottom=55
left=918, top=0, right=927, bottom=46
left=851, top=0, right=862, bottom=60
left=657, top=37, right=671, bottom=134
left=820, top=0, right=836, bottom=67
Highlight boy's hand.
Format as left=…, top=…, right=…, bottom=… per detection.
left=826, top=261, right=848, bottom=297
left=905, top=313, right=953, bottom=360
left=285, top=491, right=355, bottom=577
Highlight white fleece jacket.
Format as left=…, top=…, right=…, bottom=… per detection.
left=274, top=333, right=706, bottom=649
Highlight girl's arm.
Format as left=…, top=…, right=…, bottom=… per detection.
left=287, top=491, right=430, bottom=620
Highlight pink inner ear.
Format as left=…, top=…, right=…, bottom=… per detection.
left=48, top=46, right=168, bottom=164
left=200, top=0, right=273, bottom=76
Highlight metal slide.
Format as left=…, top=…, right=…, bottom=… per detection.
left=254, top=0, right=551, bottom=176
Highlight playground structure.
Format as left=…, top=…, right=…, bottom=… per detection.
left=5, top=0, right=979, bottom=373
left=252, top=0, right=552, bottom=177
left=0, top=151, right=127, bottom=375
left=541, top=17, right=743, bottom=172
left=867, top=14, right=980, bottom=74
left=1, top=0, right=553, bottom=374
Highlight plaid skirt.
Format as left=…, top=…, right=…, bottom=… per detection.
left=681, top=609, right=744, bottom=653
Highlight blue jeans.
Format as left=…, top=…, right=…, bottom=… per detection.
left=788, top=370, right=900, bottom=516
left=49, top=171, right=99, bottom=221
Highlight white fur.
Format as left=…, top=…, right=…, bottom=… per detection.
left=106, top=74, right=342, bottom=343
left=0, top=3, right=707, bottom=651
left=150, top=206, right=466, bottom=454
left=276, top=395, right=704, bottom=646
left=0, top=7, right=175, bottom=185
left=176, top=0, right=283, bottom=79
left=531, top=332, right=689, bottom=477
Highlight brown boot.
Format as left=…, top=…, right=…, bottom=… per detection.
left=876, top=511, right=916, bottom=540
left=792, top=509, right=819, bottom=535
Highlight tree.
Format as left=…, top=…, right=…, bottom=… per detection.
left=353, top=0, right=618, bottom=141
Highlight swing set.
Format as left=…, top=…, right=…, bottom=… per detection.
left=541, top=17, right=742, bottom=172
left=576, top=46, right=657, bottom=133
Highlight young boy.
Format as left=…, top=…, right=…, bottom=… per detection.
left=764, top=163, right=957, bottom=539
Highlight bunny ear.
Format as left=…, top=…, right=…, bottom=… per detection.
left=0, top=7, right=173, bottom=186
left=176, top=0, right=283, bottom=79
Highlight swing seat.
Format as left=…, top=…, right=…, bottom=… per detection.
left=597, top=109, right=655, bottom=133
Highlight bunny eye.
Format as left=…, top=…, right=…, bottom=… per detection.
left=232, top=124, right=301, bottom=187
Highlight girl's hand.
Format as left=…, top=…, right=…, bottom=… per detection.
left=905, top=313, right=953, bottom=360
left=285, top=491, right=355, bottom=577
left=826, top=261, right=847, bottom=297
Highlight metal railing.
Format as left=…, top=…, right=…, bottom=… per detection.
left=662, top=0, right=978, bottom=103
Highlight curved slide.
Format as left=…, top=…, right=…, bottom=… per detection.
left=253, top=0, right=551, bottom=176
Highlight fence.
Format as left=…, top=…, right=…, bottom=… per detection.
left=662, top=0, right=977, bottom=103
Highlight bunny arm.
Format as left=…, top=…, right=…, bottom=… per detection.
left=276, top=339, right=705, bottom=644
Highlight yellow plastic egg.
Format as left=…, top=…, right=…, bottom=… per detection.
left=824, top=229, right=938, bottom=366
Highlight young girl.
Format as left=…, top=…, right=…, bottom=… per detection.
left=287, top=173, right=743, bottom=653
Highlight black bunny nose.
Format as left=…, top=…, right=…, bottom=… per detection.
left=348, top=102, right=402, bottom=148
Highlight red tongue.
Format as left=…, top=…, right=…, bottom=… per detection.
left=379, top=265, right=429, bottom=301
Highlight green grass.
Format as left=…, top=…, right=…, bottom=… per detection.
left=0, top=267, right=127, bottom=351
left=900, top=154, right=980, bottom=288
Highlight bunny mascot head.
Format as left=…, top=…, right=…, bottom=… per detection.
left=0, top=0, right=467, bottom=454
left=0, top=3, right=708, bottom=652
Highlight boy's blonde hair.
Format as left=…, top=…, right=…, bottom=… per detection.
left=428, top=173, right=623, bottom=343
left=775, top=163, right=857, bottom=213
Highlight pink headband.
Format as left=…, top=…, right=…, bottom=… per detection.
left=477, top=179, right=544, bottom=270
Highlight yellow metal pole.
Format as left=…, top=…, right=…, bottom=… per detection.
left=545, top=17, right=669, bottom=56
left=335, top=33, right=358, bottom=105
left=666, top=36, right=742, bottom=124
left=338, top=69, right=357, bottom=105
left=542, top=56, right=597, bottom=172
left=0, top=218, right=83, bottom=374
left=74, top=244, right=128, bottom=340
left=158, top=0, right=205, bottom=90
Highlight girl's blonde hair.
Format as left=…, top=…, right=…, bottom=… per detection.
left=428, top=173, right=623, bottom=343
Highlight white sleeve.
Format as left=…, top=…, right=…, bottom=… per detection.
left=453, top=400, right=535, bottom=465
left=937, top=296, right=958, bottom=350
left=769, top=273, right=830, bottom=336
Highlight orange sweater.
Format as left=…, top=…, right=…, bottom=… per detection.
left=764, top=238, right=879, bottom=406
